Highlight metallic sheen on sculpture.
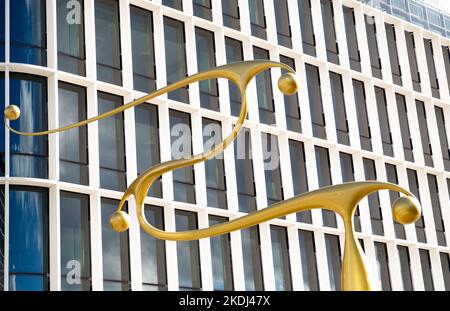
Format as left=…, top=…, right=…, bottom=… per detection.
left=4, top=60, right=421, bottom=291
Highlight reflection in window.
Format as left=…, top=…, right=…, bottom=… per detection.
left=241, top=227, right=264, bottom=291
left=209, top=216, right=233, bottom=290
left=343, top=6, right=361, bottom=72
left=130, top=6, right=156, bottom=93
left=330, top=72, right=349, bottom=145
left=135, top=103, right=162, bottom=198
left=321, top=0, right=339, bottom=64
left=419, top=249, right=434, bottom=291
left=306, top=64, right=326, bottom=139
left=325, top=234, right=341, bottom=291
left=203, top=118, right=227, bottom=209
left=385, top=23, right=402, bottom=86
left=298, top=0, right=316, bottom=56
left=59, top=82, right=89, bottom=186
left=423, top=39, right=440, bottom=98
left=416, top=100, right=433, bottom=167
left=222, top=0, right=240, bottom=30
left=281, top=56, right=301, bottom=133
left=396, top=94, right=414, bottom=162
left=253, top=47, right=275, bottom=125
left=60, top=191, right=90, bottom=291
left=95, top=0, right=122, bottom=86
left=193, top=0, right=212, bottom=21
left=353, top=79, right=372, bottom=151
left=385, top=163, right=405, bottom=239
left=440, top=252, right=450, bottom=291
left=315, top=146, right=336, bottom=228
left=9, top=186, right=49, bottom=291
left=298, top=230, right=319, bottom=290
left=249, top=0, right=266, bottom=40
left=365, top=15, right=382, bottom=79
left=162, top=0, right=182, bottom=11
left=141, top=205, right=167, bottom=291
left=10, top=0, right=46, bottom=66
left=274, top=0, right=292, bottom=48
left=289, top=140, right=311, bottom=223
left=407, top=169, right=427, bottom=243
left=374, top=242, right=391, bottom=291
left=170, top=110, right=196, bottom=204
left=262, top=134, right=283, bottom=206
left=404, top=31, right=421, bottom=92
left=57, top=0, right=85, bottom=76
left=363, top=158, right=383, bottom=236
left=427, top=174, right=446, bottom=247
left=225, top=37, right=243, bottom=117
left=98, top=92, right=127, bottom=192
left=164, top=17, right=189, bottom=103
left=340, top=152, right=361, bottom=232
left=9, top=74, right=48, bottom=179
left=375, top=87, right=393, bottom=157
left=235, top=128, right=256, bottom=213
left=196, top=28, right=219, bottom=111
left=435, top=106, right=450, bottom=171
left=397, top=245, right=413, bottom=290
left=270, top=226, right=292, bottom=291
left=101, top=198, right=130, bottom=291
left=176, top=210, right=201, bottom=290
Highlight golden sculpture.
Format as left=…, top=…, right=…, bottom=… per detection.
left=4, top=60, right=421, bottom=291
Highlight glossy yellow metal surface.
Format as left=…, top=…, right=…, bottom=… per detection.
left=5, top=60, right=421, bottom=291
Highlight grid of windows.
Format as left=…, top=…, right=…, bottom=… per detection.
left=1, top=0, right=450, bottom=292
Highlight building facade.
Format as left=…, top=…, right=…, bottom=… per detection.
left=0, top=0, right=450, bottom=291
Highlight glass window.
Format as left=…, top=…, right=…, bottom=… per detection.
left=135, top=103, right=162, bottom=198
left=235, top=128, right=256, bottom=213
left=315, top=146, right=336, bottom=228
left=195, top=28, right=219, bottom=111
left=404, top=31, right=421, bottom=92
left=397, top=245, right=413, bottom=290
left=141, top=205, right=167, bottom=291
left=170, top=110, right=196, bottom=204
left=98, top=92, right=126, bottom=192
left=193, top=0, right=212, bottom=21
left=298, top=0, right=316, bottom=56
left=298, top=230, right=319, bottom=290
left=416, top=100, right=433, bottom=167
left=423, top=39, right=439, bottom=98
left=222, top=0, right=240, bottom=30
left=209, top=216, right=233, bottom=290
left=396, top=94, right=414, bottom=162
left=274, top=0, right=292, bottom=48
left=427, top=174, right=446, bottom=247
left=363, top=158, right=383, bottom=235
left=385, top=163, right=405, bottom=239
left=225, top=37, right=243, bottom=117
left=435, top=106, right=450, bottom=171
left=353, top=79, right=372, bottom=151
left=262, top=134, right=283, bottom=206
left=365, top=15, right=382, bottom=79
left=289, top=140, right=311, bottom=223
left=280, top=56, right=301, bottom=133
left=10, top=0, right=46, bottom=66
left=175, top=210, right=201, bottom=290
left=9, top=74, right=48, bottom=179
left=343, top=6, right=361, bottom=72
left=202, top=118, right=227, bottom=209
left=130, top=6, right=156, bottom=93
left=162, top=0, right=182, bottom=11
left=385, top=23, right=402, bottom=86
left=101, top=198, right=130, bottom=291
left=95, top=0, right=122, bottom=86
left=9, top=186, right=49, bottom=291
left=306, top=64, right=326, bottom=139
left=407, top=169, right=426, bottom=243
left=241, top=226, right=264, bottom=291
left=440, top=252, right=450, bottom=291
left=442, top=46, right=450, bottom=91
left=0, top=0, right=4, bottom=61
left=321, top=0, right=339, bottom=64
left=375, top=86, right=393, bottom=157
left=249, top=0, right=266, bottom=40
left=270, top=226, right=292, bottom=291
left=0, top=186, right=3, bottom=291
left=325, top=234, right=341, bottom=291
left=253, top=47, right=275, bottom=125
left=340, top=152, right=361, bottom=232
left=57, top=0, right=86, bottom=76
left=164, top=17, right=189, bottom=103
left=0, top=73, right=4, bottom=176
left=374, top=242, right=391, bottom=291
left=59, top=82, right=89, bottom=186
left=330, top=72, right=349, bottom=145
left=419, top=249, right=434, bottom=291
left=60, top=191, right=90, bottom=291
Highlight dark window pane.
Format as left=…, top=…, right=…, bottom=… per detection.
left=435, top=106, right=450, bottom=171
left=60, top=191, right=91, bottom=291
left=442, top=46, right=450, bottom=91
left=9, top=74, right=48, bottom=179
left=249, top=0, right=266, bottom=40
left=0, top=73, right=5, bottom=175
left=398, top=245, right=413, bottom=290
left=343, top=6, right=360, bottom=72
left=427, top=174, right=446, bottom=247
left=385, top=23, right=402, bottom=86
left=363, top=158, right=383, bottom=235
left=274, top=0, right=292, bottom=48
left=340, top=152, right=361, bottom=232
left=9, top=186, right=49, bottom=291
left=193, top=0, right=212, bottom=21
left=235, top=128, right=256, bottom=213
left=374, top=242, right=391, bottom=291
left=0, top=186, right=3, bottom=291
left=419, top=249, right=434, bottom=291
left=375, top=87, right=393, bottom=157
left=385, top=163, right=405, bottom=239
left=353, top=79, right=372, bottom=151
left=298, top=0, right=316, bottom=56
left=423, top=39, right=439, bottom=98
left=162, top=0, right=182, bottom=11
left=321, top=0, right=339, bottom=64
left=396, top=94, right=414, bottom=162
left=209, top=216, right=233, bottom=290
left=253, top=47, right=275, bottom=125
left=416, top=101, right=433, bottom=167
left=225, top=37, right=243, bottom=117
left=0, top=0, right=4, bottom=61
left=306, top=64, right=326, bottom=139
left=289, top=140, right=311, bottom=223
left=222, top=0, right=240, bottom=30
left=59, top=82, right=89, bottom=186
left=315, top=146, right=336, bottom=227
left=98, top=92, right=127, bottom=192
left=280, top=56, right=301, bottom=133
left=440, top=252, right=450, bottom=291
left=176, top=210, right=201, bottom=290
left=270, top=226, right=292, bottom=291
left=95, top=0, right=122, bottom=85
left=405, top=31, right=421, bottom=92
left=407, top=169, right=427, bottom=243
left=325, top=234, right=341, bottom=291
left=365, top=15, right=382, bottom=79
left=298, top=230, right=319, bottom=290
left=262, top=134, right=283, bottom=207
left=330, top=72, right=349, bottom=145
left=241, top=227, right=264, bottom=291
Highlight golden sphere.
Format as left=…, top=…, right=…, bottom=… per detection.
left=278, top=73, right=298, bottom=95
left=392, top=196, right=421, bottom=225
left=4, top=105, right=21, bottom=121
left=110, top=211, right=131, bottom=232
